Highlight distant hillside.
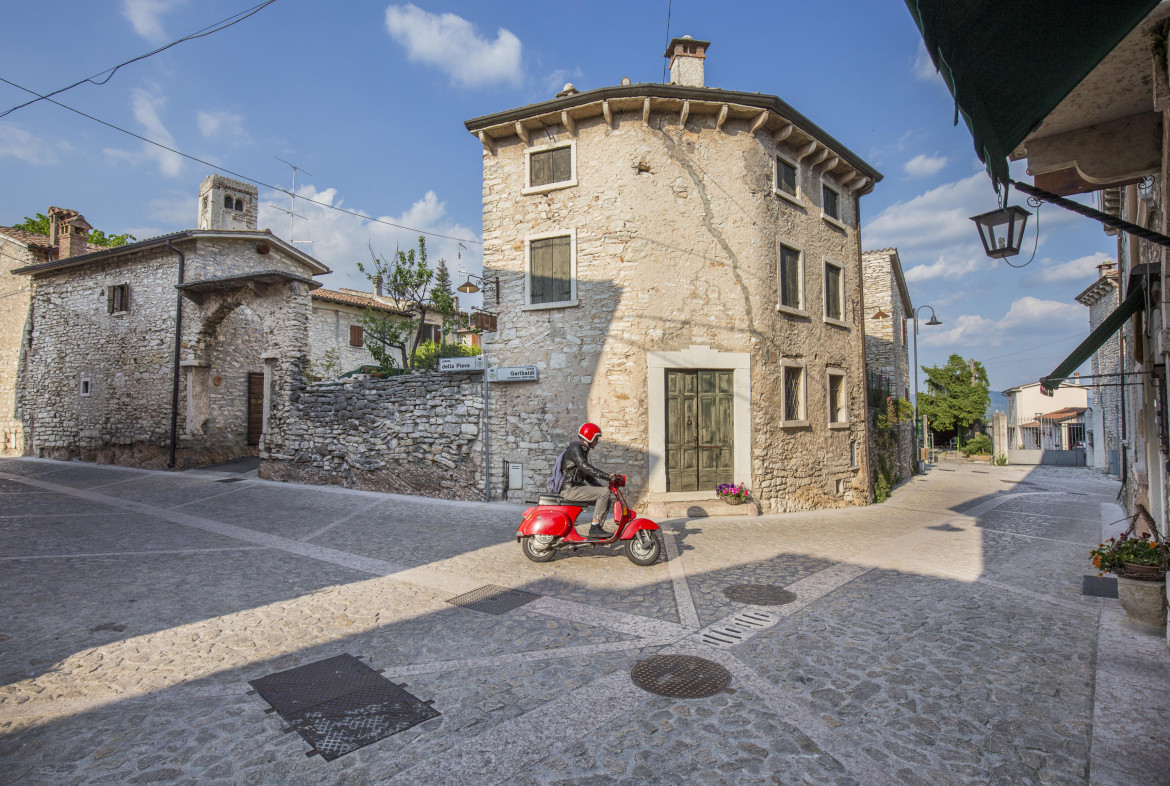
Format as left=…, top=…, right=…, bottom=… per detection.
left=986, top=390, right=1008, bottom=418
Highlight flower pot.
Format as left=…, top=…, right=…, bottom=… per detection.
left=1116, top=576, right=1168, bottom=634
left=1118, top=562, right=1166, bottom=580
left=718, top=495, right=746, bottom=505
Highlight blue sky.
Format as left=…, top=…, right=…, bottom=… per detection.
left=1, top=1, right=1114, bottom=391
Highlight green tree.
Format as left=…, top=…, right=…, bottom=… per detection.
left=355, top=236, right=458, bottom=372
left=12, top=213, right=135, bottom=247
left=917, top=354, right=991, bottom=445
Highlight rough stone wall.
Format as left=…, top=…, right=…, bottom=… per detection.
left=1087, top=285, right=1122, bottom=473
left=259, top=371, right=485, bottom=500
left=861, top=250, right=911, bottom=400
left=22, top=237, right=313, bottom=468
left=0, top=236, right=41, bottom=455
left=479, top=110, right=871, bottom=512
left=308, top=302, right=376, bottom=373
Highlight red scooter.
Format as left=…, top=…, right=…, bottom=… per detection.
left=516, top=474, right=663, bottom=565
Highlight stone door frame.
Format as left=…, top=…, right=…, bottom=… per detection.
left=647, top=345, right=751, bottom=496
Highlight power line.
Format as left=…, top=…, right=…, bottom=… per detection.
left=0, top=1, right=279, bottom=120
left=0, top=76, right=482, bottom=245
left=661, top=0, right=673, bottom=83
left=981, top=331, right=1088, bottom=362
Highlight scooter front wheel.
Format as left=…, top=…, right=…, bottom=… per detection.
left=521, top=535, right=557, bottom=563
left=625, top=529, right=662, bottom=566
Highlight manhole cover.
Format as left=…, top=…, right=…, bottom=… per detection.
left=722, top=585, right=796, bottom=605
left=248, top=654, right=438, bottom=760
left=445, top=585, right=540, bottom=615
left=631, top=655, right=731, bottom=698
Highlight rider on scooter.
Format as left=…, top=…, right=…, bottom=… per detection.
left=558, top=422, right=615, bottom=539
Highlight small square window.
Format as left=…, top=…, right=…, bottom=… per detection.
left=349, top=324, right=364, bottom=347
left=779, top=244, right=803, bottom=311
left=107, top=284, right=129, bottom=314
left=822, top=184, right=840, bottom=221
left=421, top=324, right=442, bottom=344
left=824, top=261, right=844, bottom=324
left=828, top=371, right=847, bottom=425
left=781, top=364, right=806, bottom=424
left=525, top=143, right=576, bottom=192
left=776, top=156, right=798, bottom=199
left=80, top=376, right=91, bottom=396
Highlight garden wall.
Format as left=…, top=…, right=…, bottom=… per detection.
left=259, top=370, right=485, bottom=499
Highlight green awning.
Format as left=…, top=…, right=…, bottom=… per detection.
left=904, top=1, right=1160, bottom=189
left=1040, top=277, right=1147, bottom=392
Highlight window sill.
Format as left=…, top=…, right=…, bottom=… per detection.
left=111, top=310, right=128, bottom=317
left=776, top=304, right=808, bottom=318
left=522, top=180, right=577, bottom=196
left=828, top=422, right=850, bottom=430
left=780, top=419, right=809, bottom=428
left=521, top=299, right=579, bottom=311
left=774, top=189, right=803, bottom=208
left=823, top=316, right=849, bottom=329
left=821, top=213, right=848, bottom=231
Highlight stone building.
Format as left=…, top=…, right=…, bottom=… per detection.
left=0, top=210, right=106, bottom=455
left=861, top=248, right=913, bottom=480
left=5, top=175, right=329, bottom=468
left=309, top=287, right=409, bottom=374
left=1075, top=260, right=1122, bottom=475
left=464, top=37, right=882, bottom=514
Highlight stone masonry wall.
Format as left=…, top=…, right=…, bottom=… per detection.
left=259, top=371, right=485, bottom=500
left=0, top=237, right=38, bottom=455
left=480, top=107, right=872, bottom=513
left=1088, top=286, right=1122, bottom=473
left=308, top=301, right=376, bottom=374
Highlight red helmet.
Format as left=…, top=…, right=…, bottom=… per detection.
left=578, top=422, right=601, bottom=445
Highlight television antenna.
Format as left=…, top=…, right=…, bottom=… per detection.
left=274, top=156, right=312, bottom=242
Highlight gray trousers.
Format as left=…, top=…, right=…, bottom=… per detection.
left=558, top=483, right=613, bottom=523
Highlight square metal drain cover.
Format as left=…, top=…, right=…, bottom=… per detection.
left=445, top=585, right=540, bottom=615
left=248, top=654, right=438, bottom=760
left=214, top=477, right=245, bottom=483
left=1081, top=575, right=1119, bottom=599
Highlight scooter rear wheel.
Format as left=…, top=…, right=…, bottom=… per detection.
left=521, top=535, right=557, bottom=562
left=625, top=530, right=662, bottom=566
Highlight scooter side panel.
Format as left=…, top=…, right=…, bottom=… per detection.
left=618, top=517, right=660, bottom=539
left=517, top=506, right=581, bottom=537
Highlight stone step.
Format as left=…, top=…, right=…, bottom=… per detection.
left=645, top=497, right=761, bottom=520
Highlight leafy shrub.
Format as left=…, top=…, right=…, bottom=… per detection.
left=960, top=433, right=992, bottom=456
left=1090, top=532, right=1169, bottom=577
left=993, top=452, right=1009, bottom=466
left=411, top=340, right=482, bottom=371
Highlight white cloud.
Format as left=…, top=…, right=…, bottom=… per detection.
left=122, top=0, right=185, bottom=42
left=903, top=153, right=948, bottom=179
left=920, top=296, right=1084, bottom=348
left=543, top=67, right=584, bottom=96
left=913, top=41, right=944, bottom=85
left=257, top=185, right=482, bottom=296
left=197, top=110, right=249, bottom=143
left=1031, top=252, right=1112, bottom=283
left=102, top=89, right=182, bottom=177
left=384, top=4, right=522, bottom=88
left=865, top=172, right=992, bottom=257
left=0, top=123, right=58, bottom=165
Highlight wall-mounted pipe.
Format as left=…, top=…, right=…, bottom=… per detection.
left=166, top=238, right=186, bottom=469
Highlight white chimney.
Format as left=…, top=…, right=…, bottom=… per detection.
left=664, top=36, right=710, bottom=88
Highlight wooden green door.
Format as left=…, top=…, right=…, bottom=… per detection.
left=666, top=370, right=734, bottom=492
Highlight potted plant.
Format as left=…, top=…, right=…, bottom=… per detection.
left=716, top=483, right=750, bottom=505
left=1090, top=531, right=1169, bottom=633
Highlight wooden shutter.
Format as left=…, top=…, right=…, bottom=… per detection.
left=349, top=324, right=363, bottom=346
left=825, top=265, right=842, bottom=320
left=530, top=150, right=550, bottom=187
left=107, top=286, right=115, bottom=314
left=551, top=147, right=571, bottom=183
left=780, top=246, right=800, bottom=308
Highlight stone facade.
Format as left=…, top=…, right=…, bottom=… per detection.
left=1076, top=264, right=1122, bottom=474
left=0, top=231, right=44, bottom=455
left=259, top=371, right=485, bottom=499
left=465, top=41, right=881, bottom=513
left=861, top=248, right=914, bottom=480
left=309, top=289, right=398, bottom=374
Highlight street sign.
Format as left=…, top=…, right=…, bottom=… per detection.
left=439, top=356, right=485, bottom=372
left=487, top=366, right=538, bottom=382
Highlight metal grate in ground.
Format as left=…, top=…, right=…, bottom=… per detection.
left=214, top=478, right=245, bottom=483
left=1081, top=575, right=1119, bottom=599
left=698, top=610, right=780, bottom=648
left=631, top=655, right=732, bottom=698
left=723, top=584, right=797, bottom=606
left=445, top=585, right=540, bottom=615
left=248, top=654, right=438, bottom=760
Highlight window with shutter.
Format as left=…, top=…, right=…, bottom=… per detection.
left=108, top=284, right=129, bottom=314
left=525, top=143, right=575, bottom=192
left=824, top=262, right=844, bottom=323
left=349, top=325, right=363, bottom=346
left=779, top=244, right=802, bottom=311
left=822, top=184, right=841, bottom=221
left=776, top=156, right=798, bottom=199
left=529, top=234, right=573, bottom=306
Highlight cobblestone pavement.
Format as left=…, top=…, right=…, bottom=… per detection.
left=1, top=457, right=1167, bottom=785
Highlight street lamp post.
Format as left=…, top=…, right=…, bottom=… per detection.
left=911, top=305, right=942, bottom=472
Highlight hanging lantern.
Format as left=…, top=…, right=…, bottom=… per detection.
left=970, top=205, right=1031, bottom=259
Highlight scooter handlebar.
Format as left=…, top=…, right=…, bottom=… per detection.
left=612, top=474, right=627, bottom=488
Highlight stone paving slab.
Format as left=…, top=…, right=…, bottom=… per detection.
left=1, top=458, right=1168, bottom=784
left=0, top=491, right=124, bottom=517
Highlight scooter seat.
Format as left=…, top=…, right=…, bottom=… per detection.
left=538, top=494, right=567, bottom=505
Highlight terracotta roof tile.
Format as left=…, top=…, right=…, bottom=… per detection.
left=311, top=288, right=407, bottom=315
left=0, top=226, right=109, bottom=254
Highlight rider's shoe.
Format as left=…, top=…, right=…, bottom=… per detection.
left=587, top=523, right=608, bottom=539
